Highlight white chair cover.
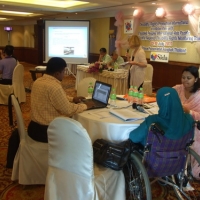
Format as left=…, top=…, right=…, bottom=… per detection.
left=11, top=94, right=48, bottom=185
left=77, top=77, right=96, bottom=97
left=44, top=117, right=125, bottom=200
left=0, top=63, right=26, bottom=105
left=12, top=63, right=26, bottom=103
left=143, top=64, right=153, bottom=96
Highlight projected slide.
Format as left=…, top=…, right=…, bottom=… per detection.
left=45, top=20, right=89, bottom=64
left=48, top=27, right=87, bottom=58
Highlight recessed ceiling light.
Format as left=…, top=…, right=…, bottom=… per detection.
left=152, top=2, right=156, bottom=5
left=0, top=10, right=33, bottom=15
left=0, top=17, right=6, bottom=20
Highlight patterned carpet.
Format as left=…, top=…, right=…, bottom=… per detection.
left=0, top=62, right=200, bottom=199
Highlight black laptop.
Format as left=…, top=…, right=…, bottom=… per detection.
left=83, top=81, right=112, bottom=109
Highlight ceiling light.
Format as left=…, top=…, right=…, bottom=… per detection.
left=152, top=2, right=156, bottom=5
left=182, top=3, right=195, bottom=15
left=0, top=17, right=6, bottom=20
left=0, top=10, right=33, bottom=15
left=133, top=9, right=144, bottom=19
left=0, top=0, right=88, bottom=8
left=155, top=7, right=166, bottom=18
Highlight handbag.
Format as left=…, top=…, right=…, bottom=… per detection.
left=93, top=139, right=132, bottom=171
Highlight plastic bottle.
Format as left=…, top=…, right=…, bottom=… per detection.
left=114, top=62, right=119, bottom=71
left=87, top=82, right=94, bottom=98
left=128, top=86, right=134, bottom=104
left=110, top=88, right=117, bottom=107
left=138, top=88, right=144, bottom=106
left=133, top=86, right=139, bottom=104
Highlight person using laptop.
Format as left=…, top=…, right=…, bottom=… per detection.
left=28, top=57, right=94, bottom=143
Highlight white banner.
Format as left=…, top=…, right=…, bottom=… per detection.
left=150, top=52, right=169, bottom=63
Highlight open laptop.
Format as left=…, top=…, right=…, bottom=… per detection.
left=83, top=81, right=112, bottom=110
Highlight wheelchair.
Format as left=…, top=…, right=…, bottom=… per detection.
left=123, top=121, right=200, bottom=200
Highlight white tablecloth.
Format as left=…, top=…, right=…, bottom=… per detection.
left=73, top=101, right=146, bottom=143
left=76, top=65, right=129, bottom=95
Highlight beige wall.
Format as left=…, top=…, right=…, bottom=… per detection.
left=90, top=18, right=110, bottom=54
left=0, top=25, right=34, bottom=47
left=24, top=25, right=34, bottom=47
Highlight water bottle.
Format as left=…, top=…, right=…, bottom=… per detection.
left=87, top=82, right=94, bottom=98
left=133, top=86, right=139, bottom=104
left=138, top=88, right=144, bottom=106
left=128, top=86, right=134, bottom=104
left=114, top=62, right=119, bottom=71
left=110, top=88, right=117, bottom=107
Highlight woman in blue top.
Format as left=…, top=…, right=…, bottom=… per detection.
left=129, top=87, right=194, bottom=146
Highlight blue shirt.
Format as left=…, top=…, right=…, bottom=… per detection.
left=0, top=57, right=17, bottom=79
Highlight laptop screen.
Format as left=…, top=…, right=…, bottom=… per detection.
left=92, top=81, right=112, bottom=104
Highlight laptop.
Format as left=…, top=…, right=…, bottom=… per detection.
left=83, top=81, right=112, bottom=110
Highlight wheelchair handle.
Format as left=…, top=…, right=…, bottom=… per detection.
left=195, top=120, right=200, bottom=130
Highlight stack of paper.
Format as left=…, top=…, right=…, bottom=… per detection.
left=109, top=109, right=148, bottom=121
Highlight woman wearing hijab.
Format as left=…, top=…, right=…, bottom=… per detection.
left=129, top=87, right=194, bottom=146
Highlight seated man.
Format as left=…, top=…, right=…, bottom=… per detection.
left=107, top=50, right=124, bottom=70
left=96, top=47, right=112, bottom=65
left=28, top=57, right=94, bottom=143
left=0, top=45, right=17, bottom=85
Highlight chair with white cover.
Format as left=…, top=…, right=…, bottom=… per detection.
left=77, top=77, right=96, bottom=97
left=44, top=117, right=125, bottom=200
left=11, top=94, right=48, bottom=185
left=143, top=64, right=153, bottom=96
left=0, top=63, right=26, bottom=105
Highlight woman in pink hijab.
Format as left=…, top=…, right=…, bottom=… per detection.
left=173, top=66, right=200, bottom=180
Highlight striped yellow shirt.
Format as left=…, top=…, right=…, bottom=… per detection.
left=30, top=74, right=87, bottom=125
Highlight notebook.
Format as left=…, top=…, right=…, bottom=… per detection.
left=82, top=81, right=112, bottom=110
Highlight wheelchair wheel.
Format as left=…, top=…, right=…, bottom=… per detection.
left=123, top=152, right=152, bottom=200
left=172, top=148, right=200, bottom=200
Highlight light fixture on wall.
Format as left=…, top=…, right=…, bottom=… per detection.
left=4, top=26, right=12, bottom=44
left=133, top=9, right=144, bottom=19
left=155, top=7, right=166, bottom=18
left=182, top=3, right=195, bottom=15
left=109, top=30, right=115, bottom=38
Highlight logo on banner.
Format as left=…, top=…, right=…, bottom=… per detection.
left=150, top=52, right=169, bottom=63
left=124, top=19, right=133, bottom=34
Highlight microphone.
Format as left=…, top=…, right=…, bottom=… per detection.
left=136, top=105, right=146, bottom=113
left=132, top=103, right=146, bottom=113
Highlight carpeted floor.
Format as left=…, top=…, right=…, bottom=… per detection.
left=0, top=62, right=200, bottom=199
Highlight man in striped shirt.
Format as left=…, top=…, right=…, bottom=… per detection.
left=28, top=57, right=94, bottom=143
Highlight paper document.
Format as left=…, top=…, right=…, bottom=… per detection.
left=109, top=109, right=148, bottom=121
left=119, top=62, right=129, bottom=66
left=143, top=103, right=159, bottom=115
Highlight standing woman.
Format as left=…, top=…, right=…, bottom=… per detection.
left=126, top=35, right=147, bottom=89
left=173, top=66, right=200, bottom=180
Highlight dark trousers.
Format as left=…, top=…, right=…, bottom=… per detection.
left=0, top=79, right=12, bottom=85
left=28, top=120, right=48, bottom=143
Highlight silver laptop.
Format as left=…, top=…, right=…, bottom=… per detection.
left=83, top=81, right=112, bottom=109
